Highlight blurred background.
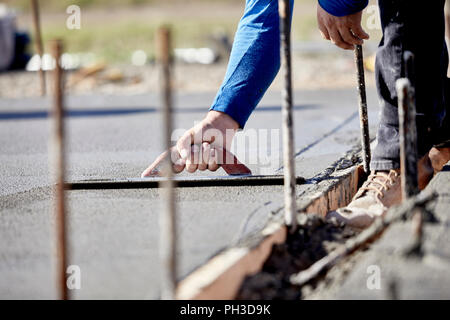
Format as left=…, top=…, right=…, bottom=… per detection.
left=0, top=0, right=390, bottom=98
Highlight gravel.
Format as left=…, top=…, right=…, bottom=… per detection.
left=0, top=54, right=375, bottom=99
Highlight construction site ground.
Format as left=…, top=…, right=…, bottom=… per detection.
left=2, top=87, right=449, bottom=299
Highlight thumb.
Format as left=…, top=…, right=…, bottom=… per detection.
left=351, top=23, right=369, bottom=40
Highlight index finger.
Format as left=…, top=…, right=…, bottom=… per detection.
left=141, top=147, right=185, bottom=177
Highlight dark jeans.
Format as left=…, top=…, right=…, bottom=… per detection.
left=371, top=0, right=450, bottom=170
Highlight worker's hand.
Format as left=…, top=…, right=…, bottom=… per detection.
left=141, top=111, right=252, bottom=177
left=317, top=4, right=369, bottom=50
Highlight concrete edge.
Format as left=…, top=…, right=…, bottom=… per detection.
left=176, top=146, right=364, bottom=300
left=176, top=222, right=287, bottom=300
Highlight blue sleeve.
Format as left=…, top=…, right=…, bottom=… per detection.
left=318, top=0, right=368, bottom=17
left=210, top=0, right=294, bottom=128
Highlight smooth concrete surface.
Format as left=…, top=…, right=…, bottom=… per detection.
left=0, top=88, right=379, bottom=298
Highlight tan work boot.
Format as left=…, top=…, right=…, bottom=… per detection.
left=327, top=149, right=439, bottom=229
left=429, top=147, right=450, bottom=175
left=327, top=170, right=402, bottom=229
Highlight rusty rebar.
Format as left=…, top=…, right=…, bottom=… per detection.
left=412, top=208, right=423, bottom=243
left=405, top=208, right=424, bottom=256
left=401, top=51, right=424, bottom=251
left=50, top=39, right=69, bottom=300
left=354, top=45, right=371, bottom=173
left=386, top=277, right=400, bottom=300
left=156, top=26, right=177, bottom=300
left=278, top=0, right=297, bottom=231
left=403, top=51, right=415, bottom=85
left=31, top=0, right=46, bottom=96
left=396, top=78, right=419, bottom=199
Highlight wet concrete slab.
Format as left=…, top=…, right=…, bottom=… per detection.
left=0, top=89, right=379, bottom=195
left=0, top=88, right=380, bottom=299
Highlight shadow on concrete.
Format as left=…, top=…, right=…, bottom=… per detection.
left=0, top=104, right=319, bottom=121
left=293, top=111, right=359, bottom=158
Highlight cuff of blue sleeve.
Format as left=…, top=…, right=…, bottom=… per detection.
left=318, top=0, right=368, bottom=17
left=209, top=104, right=248, bottom=129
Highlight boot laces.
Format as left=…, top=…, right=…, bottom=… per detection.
left=359, top=170, right=399, bottom=202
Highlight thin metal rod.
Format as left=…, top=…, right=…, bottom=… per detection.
left=65, top=175, right=306, bottom=190
left=354, top=45, right=371, bottom=173
left=386, top=278, right=400, bottom=300
left=31, top=0, right=46, bottom=96
left=156, top=26, right=177, bottom=300
left=403, top=51, right=415, bottom=86
left=279, top=0, right=297, bottom=231
left=396, top=78, right=419, bottom=199
left=407, top=208, right=423, bottom=255
left=50, top=39, right=69, bottom=300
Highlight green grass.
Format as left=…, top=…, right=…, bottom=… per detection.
left=11, top=0, right=320, bottom=64
left=39, top=19, right=239, bottom=63
left=38, top=19, right=320, bottom=64
left=4, top=0, right=242, bottom=11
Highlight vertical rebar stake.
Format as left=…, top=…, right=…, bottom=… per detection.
left=403, top=51, right=415, bottom=86
left=396, top=78, right=419, bottom=199
left=354, top=45, right=371, bottom=173
left=411, top=208, right=423, bottom=254
left=50, top=39, right=68, bottom=300
left=156, top=26, right=177, bottom=300
left=278, top=0, right=297, bottom=231
left=31, top=0, right=46, bottom=96
left=402, top=51, right=423, bottom=247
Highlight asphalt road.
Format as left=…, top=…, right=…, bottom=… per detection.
left=0, top=87, right=379, bottom=299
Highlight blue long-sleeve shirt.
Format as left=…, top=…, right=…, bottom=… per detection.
left=319, top=0, right=368, bottom=17
left=210, top=0, right=368, bottom=128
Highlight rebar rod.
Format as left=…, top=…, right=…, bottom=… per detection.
left=156, top=26, right=177, bottom=300
left=50, top=39, right=68, bottom=300
left=354, top=45, right=371, bottom=173
left=397, top=78, right=419, bottom=199
left=278, top=0, right=297, bottom=231
left=31, top=0, right=46, bottom=96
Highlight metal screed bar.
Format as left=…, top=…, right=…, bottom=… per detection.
left=65, top=175, right=306, bottom=190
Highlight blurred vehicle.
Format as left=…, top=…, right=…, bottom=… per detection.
left=0, top=4, right=31, bottom=72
